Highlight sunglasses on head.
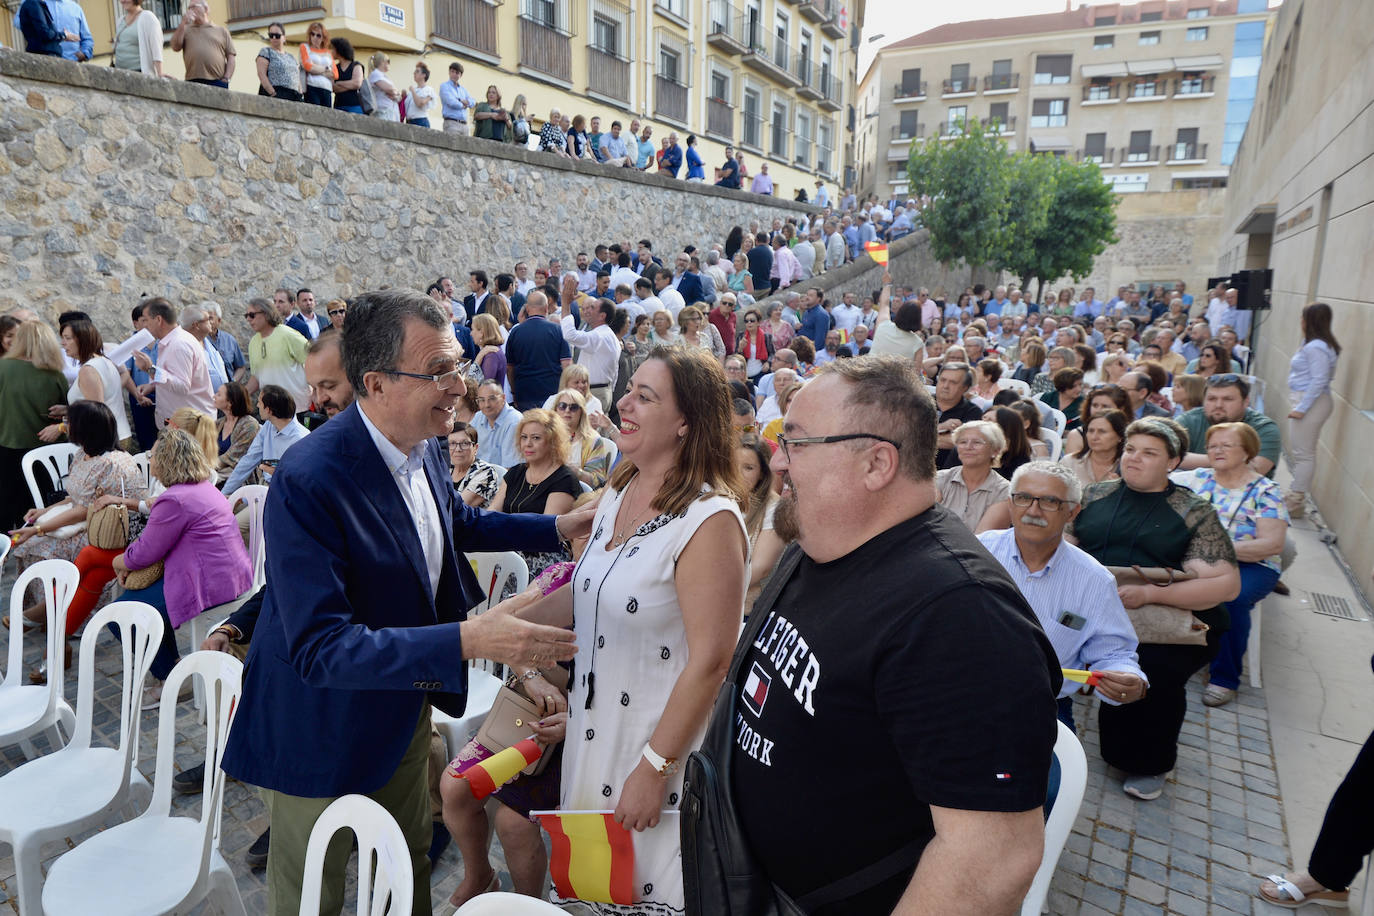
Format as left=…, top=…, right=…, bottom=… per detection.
left=1206, top=373, right=1242, bottom=386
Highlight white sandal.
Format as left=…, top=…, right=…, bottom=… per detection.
left=1258, top=873, right=1350, bottom=909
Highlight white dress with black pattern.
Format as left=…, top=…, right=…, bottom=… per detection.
left=557, top=481, right=746, bottom=915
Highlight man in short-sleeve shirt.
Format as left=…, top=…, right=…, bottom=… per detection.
left=1177, top=375, right=1280, bottom=478
left=503, top=290, right=571, bottom=410
left=723, top=357, right=1060, bottom=914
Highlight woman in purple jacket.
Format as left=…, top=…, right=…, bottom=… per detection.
left=114, top=427, right=253, bottom=709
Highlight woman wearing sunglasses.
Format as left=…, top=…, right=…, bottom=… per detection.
left=254, top=22, right=301, bottom=101
left=551, top=388, right=614, bottom=489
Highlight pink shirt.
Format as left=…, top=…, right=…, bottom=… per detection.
left=770, top=245, right=802, bottom=287
left=152, top=327, right=215, bottom=423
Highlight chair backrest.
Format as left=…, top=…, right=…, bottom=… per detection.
left=21, top=443, right=81, bottom=509
left=131, top=451, right=153, bottom=492
left=468, top=551, right=530, bottom=614
left=1020, top=721, right=1087, bottom=916
left=455, top=891, right=566, bottom=915
left=67, top=602, right=163, bottom=776
left=1045, top=407, right=1068, bottom=435
left=4, top=561, right=79, bottom=709
left=225, top=484, right=269, bottom=591
left=1003, top=378, right=1031, bottom=397
left=299, top=794, right=414, bottom=916
left=143, top=652, right=243, bottom=862
left=1039, top=428, right=1063, bottom=463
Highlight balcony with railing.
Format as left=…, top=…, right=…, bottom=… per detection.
left=769, top=122, right=791, bottom=162
left=431, top=0, right=500, bottom=58
left=1168, top=142, right=1208, bottom=162
left=981, top=115, right=1016, bottom=134
left=654, top=75, right=689, bottom=125
left=707, top=97, right=735, bottom=140
left=743, top=38, right=800, bottom=87
left=741, top=110, right=765, bottom=152
left=937, top=119, right=968, bottom=137
left=227, top=0, right=315, bottom=22
left=893, top=81, right=927, bottom=102
left=818, top=68, right=841, bottom=110
left=1081, top=82, right=1120, bottom=104
left=891, top=123, right=925, bottom=142
left=1126, top=80, right=1167, bottom=102
left=819, top=10, right=843, bottom=38
left=983, top=72, right=1019, bottom=93
left=1076, top=147, right=1115, bottom=165
left=586, top=45, right=630, bottom=102
left=942, top=77, right=976, bottom=96
left=1174, top=75, right=1216, bottom=97
left=706, top=0, right=747, bottom=54
left=797, top=0, right=830, bottom=23
left=796, top=56, right=820, bottom=99
left=1120, top=145, right=1161, bottom=164
left=519, top=14, right=573, bottom=84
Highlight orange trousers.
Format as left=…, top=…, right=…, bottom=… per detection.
left=68, top=545, right=124, bottom=637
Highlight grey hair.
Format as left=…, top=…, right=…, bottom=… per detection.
left=202, top=301, right=222, bottom=317
left=1009, top=461, right=1083, bottom=505
left=785, top=291, right=801, bottom=304
left=561, top=271, right=581, bottom=285
left=705, top=250, right=720, bottom=266
left=341, top=289, right=450, bottom=398
left=179, top=305, right=206, bottom=329
left=953, top=420, right=1006, bottom=466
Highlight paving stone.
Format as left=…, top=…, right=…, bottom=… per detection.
left=1080, top=881, right=1124, bottom=913
left=1127, top=875, right=1168, bottom=905
left=1132, top=836, right=1170, bottom=865
left=1168, top=889, right=1209, bottom=916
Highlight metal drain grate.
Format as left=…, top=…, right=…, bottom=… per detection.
left=1310, top=592, right=1363, bottom=620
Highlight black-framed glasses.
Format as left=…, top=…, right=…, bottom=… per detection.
left=1010, top=492, right=1071, bottom=511
left=776, top=433, right=901, bottom=461
left=449, top=437, right=474, bottom=450
left=384, top=368, right=464, bottom=391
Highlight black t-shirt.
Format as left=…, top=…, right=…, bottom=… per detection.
left=502, top=463, right=579, bottom=515
left=717, top=157, right=741, bottom=189
left=731, top=508, right=1061, bottom=914
left=935, top=398, right=986, bottom=469
left=746, top=245, right=773, bottom=292
left=504, top=318, right=572, bottom=410
left=333, top=61, right=362, bottom=109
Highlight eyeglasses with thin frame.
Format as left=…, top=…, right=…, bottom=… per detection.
left=776, top=433, right=902, bottom=462
left=384, top=368, right=464, bottom=391
left=1010, top=492, right=1071, bottom=511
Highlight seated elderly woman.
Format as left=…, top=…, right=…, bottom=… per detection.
left=6, top=401, right=145, bottom=630
left=114, top=427, right=253, bottom=709
left=541, top=363, right=603, bottom=416
left=935, top=420, right=1012, bottom=531
left=448, top=421, right=502, bottom=508
left=488, top=408, right=581, bottom=577
left=1099, top=352, right=1132, bottom=386
left=1170, top=422, right=1289, bottom=709
left=1066, top=418, right=1240, bottom=801
left=551, top=388, right=615, bottom=489
left=1030, top=346, right=1076, bottom=397
left=213, top=381, right=259, bottom=484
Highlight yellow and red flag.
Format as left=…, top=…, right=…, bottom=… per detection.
left=534, top=811, right=636, bottom=905
left=1062, top=668, right=1104, bottom=688
left=459, top=738, right=542, bottom=799
left=864, top=241, right=889, bottom=265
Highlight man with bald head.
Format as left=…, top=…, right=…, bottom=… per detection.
left=503, top=290, right=571, bottom=409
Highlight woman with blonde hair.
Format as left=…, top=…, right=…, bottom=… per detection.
left=552, top=388, right=615, bottom=488
left=935, top=420, right=1011, bottom=531
left=367, top=51, right=402, bottom=122
left=169, top=407, right=219, bottom=474
left=470, top=314, right=506, bottom=383
left=1, top=321, right=75, bottom=529
left=483, top=295, right=512, bottom=332
left=488, top=408, right=581, bottom=576
left=541, top=363, right=603, bottom=415
left=677, top=306, right=724, bottom=360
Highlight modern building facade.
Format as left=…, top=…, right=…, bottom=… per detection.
left=4, top=0, right=864, bottom=200
left=1217, top=0, right=1374, bottom=601
left=855, top=0, right=1270, bottom=201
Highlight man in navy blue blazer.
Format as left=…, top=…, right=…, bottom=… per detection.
left=669, top=250, right=707, bottom=307
left=221, top=289, right=590, bottom=915
left=283, top=288, right=331, bottom=340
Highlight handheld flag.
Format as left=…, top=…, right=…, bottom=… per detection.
left=864, top=241, right=889, bottom=265
left=1061, top=668, right=1104, bottom=688
left=533, top=811, right=636, bottom=905
left=459, top=737, right=542, bottom=799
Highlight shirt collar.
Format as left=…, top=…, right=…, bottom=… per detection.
left=1006, top=530, right=1073, bottom=577
left=358, top=401, right=426, bottom=476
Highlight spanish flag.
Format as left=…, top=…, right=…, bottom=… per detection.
left=459, top=738, right=542, bottom=799
left=533, top=811, right=636, bottom=905
left=864, top=241, right=889, bottom=265
left=1062, top=668, right=1103, bottom=688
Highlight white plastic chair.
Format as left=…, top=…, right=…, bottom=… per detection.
left=1039, top=428, right=1063, bottom=463
left=130, top=451, right=153, bottom=492
left=431, top=668, right=505, bottom=759
left=1, top=559, right=79, bottom=760
left=0, top=601, right=162, bottom=916
left=1003, top=378, right=1031, bottom=397
left=40, top=651, right=247, bottom=916
left=1045, top=407, right=1068, bottom=436
left=189, top=589, right=253, bottom=724
left=456, top=891, right=566, bottom=914
left=1247, top=599, right=1263, bottom=689
left=225, top=484, right=269, bottom=592
left=20, top=443, right=80, bottom=509
left=1020, top=721, right=1087, bottom=916
left=299, top=794, right=413, bottom=916
left=469, top=551, right=530, bottom=615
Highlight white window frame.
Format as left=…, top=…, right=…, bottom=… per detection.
left=1029, top=98, right=1067, bottom=128
left=1138, top=30, right=1160, bottom=45
left=522, top=0, right=570, bottom=33
left=1093, top=34, right=1114, bottom=49
left=946, top=104, right=968, bottom=135
left=1186, top=26, right=1208, bottom=41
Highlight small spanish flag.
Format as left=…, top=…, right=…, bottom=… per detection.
left=459, top=737, right=542, bottom=799
left=534, top=811, right=636, bottom=905
left=1062, top=668, right=1104, bottom=688
left=864, top=241, right=889, bottom=265
left=836, top=328, right=851, bottom=345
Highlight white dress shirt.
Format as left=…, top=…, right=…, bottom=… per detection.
left=656, top=288, right=685, bottom=320
left=560, top=315, right=620, bottom=387
left=359, top=402, right=443, bottom=598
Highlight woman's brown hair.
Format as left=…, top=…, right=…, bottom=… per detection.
left=736, top=433, right=775, bottom=538
left=1300, top=302, right=1340, bottom=355
left=64, top=319, right=104, bottom=363
left=607, top=347, right=746, bottom=515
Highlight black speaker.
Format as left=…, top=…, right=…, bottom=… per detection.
left=1230, top=269, right=1272, bottom=311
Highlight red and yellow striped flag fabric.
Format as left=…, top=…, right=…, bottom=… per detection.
left=534, top=811, right=636, bottom=905
left=460, top=738, right=542, bottom=799
left=864, top=241, right=889, bottom=265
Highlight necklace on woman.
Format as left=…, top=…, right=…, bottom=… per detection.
left=607, top=476, right=658, bottom=548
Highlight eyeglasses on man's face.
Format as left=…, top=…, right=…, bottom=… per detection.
left=384, top=368, right=464, bottom=391
left=775, top=432, right=901, bottom=462
left=1010, top=492, right=1070, bottom=512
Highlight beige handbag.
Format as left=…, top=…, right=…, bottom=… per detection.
left=473, top=666, right=569, bottom=777
left=1107, top=565, right=1209, bottom=646
left=87, top=503, right=129, bottom=550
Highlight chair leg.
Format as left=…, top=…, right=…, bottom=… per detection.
left=44, top=724, right=65, bottom=753
left=17, top=737, right=39, bottom=760
left=207, top=855, right=249, bottom=916
left=12, top=839, right=45, bottom=916
left=58, top=705, right=75, bottom=739
left=126, top=771, right=153, bottom=818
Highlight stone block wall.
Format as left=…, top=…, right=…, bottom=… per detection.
left=0, top=50, right=817, bottom=345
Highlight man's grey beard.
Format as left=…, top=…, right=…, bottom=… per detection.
left=773, top=489, right=800, bottom=543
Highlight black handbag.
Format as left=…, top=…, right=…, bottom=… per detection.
left=680, top=546, right=925, bottom=915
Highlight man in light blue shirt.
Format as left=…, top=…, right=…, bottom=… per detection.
left=222, top=384, right=310, bottom=492
left=1071, top=287, right=1104, bottom=320
left=438, top=61, right=474, bottom=134
left=13, top=0, right=92, bottom=61
left=984, top=285, right=1008, bottom=317
left=978, top=461, right=1147, bottom=732
left=597, top=120, right=634, bottom=167
left=472, top=380, right=521, bottom=468
left=635, top=125, right=655, bottom=170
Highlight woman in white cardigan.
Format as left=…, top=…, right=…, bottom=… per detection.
left=111, top=0, right=164, bottom=77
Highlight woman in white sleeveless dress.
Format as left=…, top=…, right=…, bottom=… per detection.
left=39, top=319, right=132, bottom=446
left=515, top=348, right=748, bottom=914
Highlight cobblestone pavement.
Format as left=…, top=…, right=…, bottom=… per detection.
left=0, top=582, right=1314, bottom=915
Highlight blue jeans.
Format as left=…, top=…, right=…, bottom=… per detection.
left=1045, top=696, right=1076, bottom=815
left=336, top=104, right=364, bottom=114
left=112, top=579, right=180, bottom=681
left=304, top=85, right=332, bottom=107
left=406, top=117, right=430, bottom=128
left=1209, top=561, right=1280, bottom=690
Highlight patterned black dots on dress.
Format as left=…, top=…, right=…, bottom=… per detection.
left=627, top=546, right=640, bottom=558
left=643, top=884, right=654, bottom=896
left=585, top=728, right=594, bottom=741
left=620, top=691, right=630, bottom=706
left=597, top=635, right=605, bottom=648
left=660, top=646, right=671, bottom=660
left=602, top=784, right=613, bottom=798
left=668, top=792, right=678, bottom=805
left=582, top=578, right=590, bottom=592
left=626, top=597, right=639, bottom=614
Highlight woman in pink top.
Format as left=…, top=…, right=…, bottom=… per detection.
left=115, top=428, right=253, bottom=709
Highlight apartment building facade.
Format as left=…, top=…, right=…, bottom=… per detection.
left=855, top=0, right=1270, bottom=201
left=3, top=0, right=864, bottom=200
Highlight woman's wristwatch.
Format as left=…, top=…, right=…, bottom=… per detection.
left=642, top=742, right=679, bottom=778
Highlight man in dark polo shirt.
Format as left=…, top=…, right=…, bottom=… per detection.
left=933, top=361, right=986, bottom=469
left=503, top=289, right=571, bottom=410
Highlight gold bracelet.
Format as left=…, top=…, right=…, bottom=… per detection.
left=33, top=523, right=44, bottom=535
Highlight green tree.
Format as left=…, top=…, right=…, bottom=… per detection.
left=1003, top=156, right=1119, bottom=300
left=994, top=153, right=1056, bottom=287
left=905, top=120, right=1010, bottom=267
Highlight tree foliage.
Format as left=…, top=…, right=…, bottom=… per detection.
left=907, top=124, right=1118, bottom=293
